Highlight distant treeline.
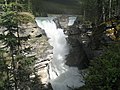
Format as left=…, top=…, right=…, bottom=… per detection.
left=1, top=0, right=120, bottom=24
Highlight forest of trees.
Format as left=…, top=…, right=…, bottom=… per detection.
left=81, top=0, right=120, bottom=24
left=26, top=0, right=120, bottom=23
left=1, top=0, right=120, bottom=22
left=0, top=0, right=42, bottom=90
left=0, top=0, right=120, bottom=90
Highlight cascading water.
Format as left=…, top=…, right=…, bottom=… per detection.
left=35, top=17, right=84, bottom=90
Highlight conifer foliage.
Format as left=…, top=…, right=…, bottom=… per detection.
left=85, top=43, right=120, bottom=90
left=0, top=0, right=37, bottom=89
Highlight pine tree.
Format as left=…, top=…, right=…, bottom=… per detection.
left=0, top=1, right=37, bottom=89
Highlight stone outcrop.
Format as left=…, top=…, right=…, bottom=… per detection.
left=0, top=22, right=53, bottom=90
left=21, top=23, right=53, bottom=90
left=65, top=26, right=92, bottom=69
left=19, top=22, right=42, bottom=37
left=53, top=15, right=69, bottom=29
left=25, top=16, right=118, bottom=89
left=55, top=16, right=93, bottom=69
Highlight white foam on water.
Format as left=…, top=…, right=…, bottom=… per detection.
left=68, top=17, right=76, bottom=26
left=36, top=17, right=84, bottom=90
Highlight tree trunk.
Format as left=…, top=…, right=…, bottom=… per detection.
left=116, top=0, right=120, bottom=16
left=83, top=10, right=86, bottom=22
left=11, top=46, right=18, bottom=90
left=102, top=1, right=105, bottom=21
left=97, top=0, right=103, bottom=24
left=4, top=0, right=7, bottom=5
left=109, top=0, right=112, bottom=18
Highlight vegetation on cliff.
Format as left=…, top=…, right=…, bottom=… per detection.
left=71, top=0, right=120, bottom=90
left=84, top=43, right=120, bottom=90
left=0, top=1, right=40, bottom=90
left=0, top=0, right=120, bottom=90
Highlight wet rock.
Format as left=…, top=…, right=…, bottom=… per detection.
left=54, top=15, right=69, bottom=29
left=0, top=21, right=53, bottom=88
left=53, top=15, right=93, bottom=69
left=28, top=35, right=54, bottom=86
left=19, top=22, right=43, bottom=37
left=65, top=17, right=93, bottom=69
left=53, top=18, right=62, bottom=28
left=66, top=38, right=89, bottom=69
left=0, top=22, right=43, bottom=38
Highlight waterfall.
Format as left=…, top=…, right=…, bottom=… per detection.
left=35, top=17, right=84, bottom=90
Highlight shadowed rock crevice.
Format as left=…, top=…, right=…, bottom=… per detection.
left=54, top=15, right=93, bottom=69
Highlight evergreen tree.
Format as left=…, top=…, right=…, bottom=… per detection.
left=0, top=1, right=37, bottom=89
left=85, top=44, right=120, bottom=90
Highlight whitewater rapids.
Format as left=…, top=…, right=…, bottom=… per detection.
left=36, top=17, right=84, bottom=90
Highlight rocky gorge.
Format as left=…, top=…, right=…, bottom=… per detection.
left=26, top=16, right=97, bottom=89
left=0, top=15, right=111, bottom=90
left=33, top=16, right=94, bottom=89
left=1, top=0, right=120, bottom=89
left=33, top=15, right=113, bottom=90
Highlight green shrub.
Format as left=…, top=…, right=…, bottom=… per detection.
left=85, top=43, right=120, bottom=90
left=18, top=12, right=34, bottom=24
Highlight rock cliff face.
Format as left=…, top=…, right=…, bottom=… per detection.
left=53, top=15, right=69, bottom=29
left=20, top=23, right=54, bottom=89
left=0, top=16, right=96, bottom=89
left=0, top=22, right=53, bottom=89
left=21, top=16, right=115, bottom=89
left=1, top=15, right=106, bottom=89
left=54, top=16, right=93, bottom=69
